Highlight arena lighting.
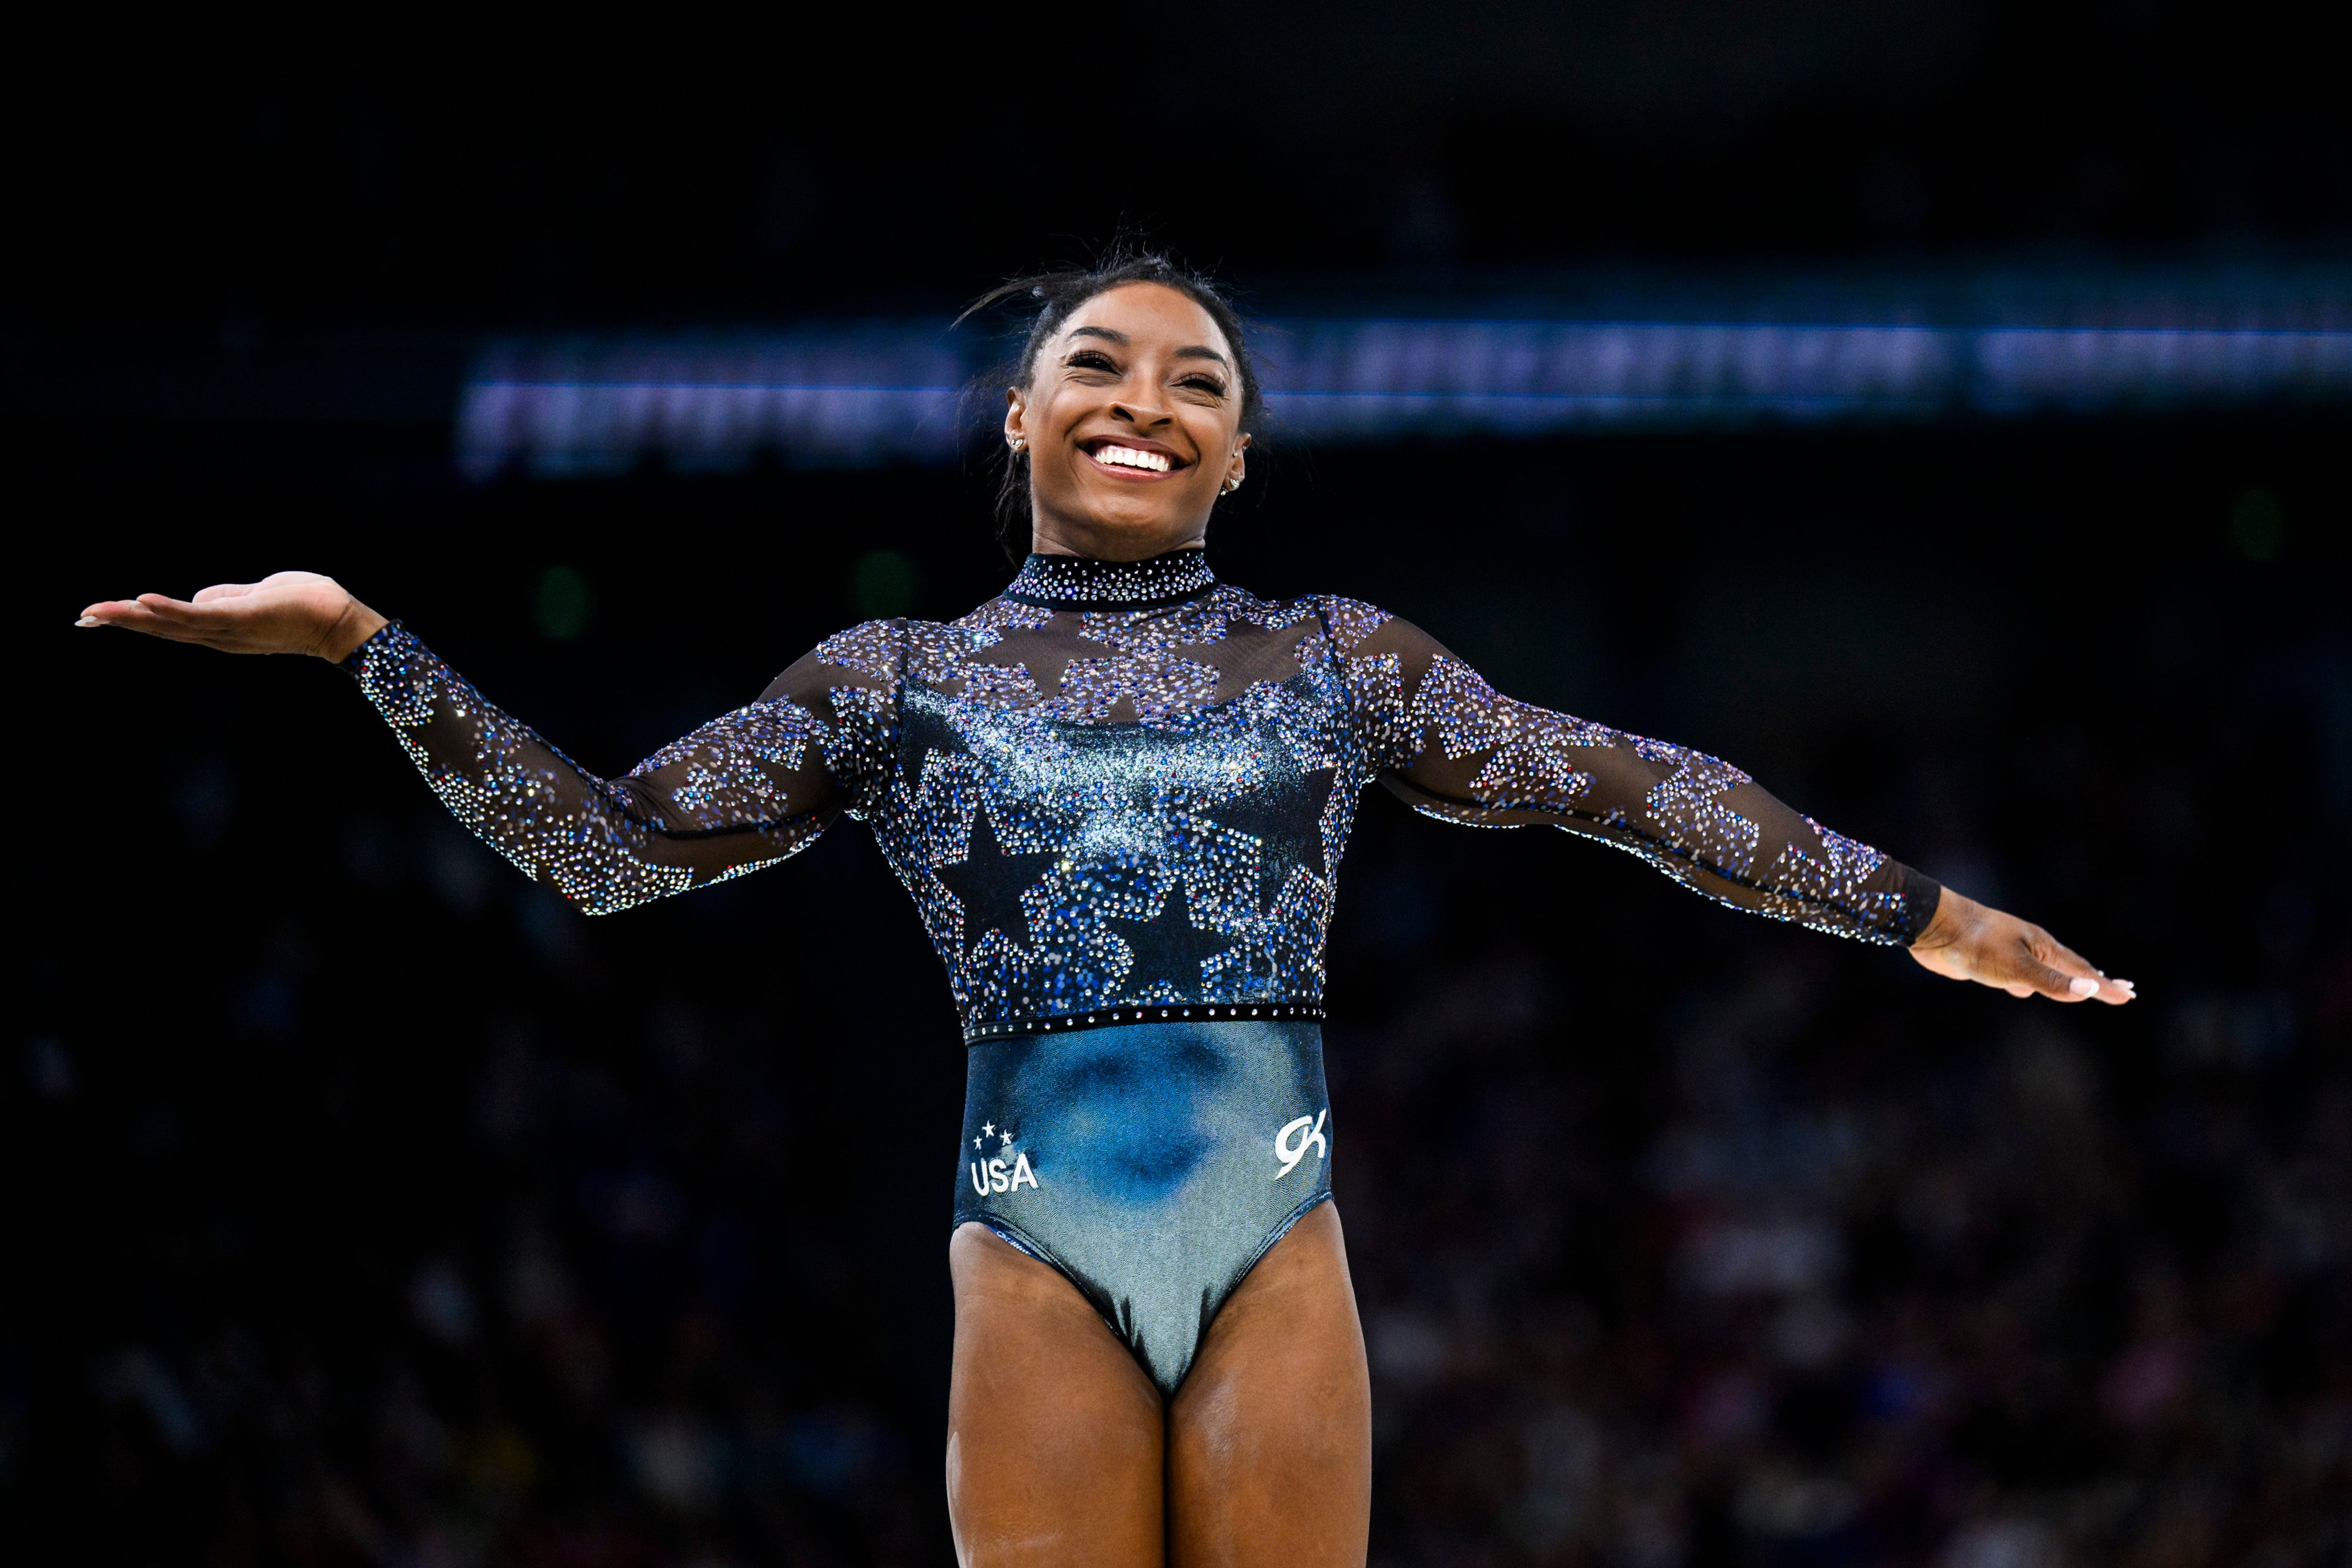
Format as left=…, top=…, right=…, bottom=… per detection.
left=457, top=326, right=970, bottom=478
left=455, top=290, right=2352, bottom=477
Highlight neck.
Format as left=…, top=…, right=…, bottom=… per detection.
left=1028, top=513, right=1207, bottom=563
left=1004, top=549, right=1218, bottom=609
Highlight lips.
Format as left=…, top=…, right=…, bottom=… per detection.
left=1080, top=437, right=1187, bottom=478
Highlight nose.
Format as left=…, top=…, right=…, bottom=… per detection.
left=1108, top=386, right=1174, bottom=429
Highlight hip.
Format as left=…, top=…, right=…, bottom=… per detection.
left=954, top=1018, right=1332, bottom=1221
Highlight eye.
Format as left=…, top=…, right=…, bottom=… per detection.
left=1065, top=349, right=1117, bottom=373
left=1178, top=373, right=1228, bottom=397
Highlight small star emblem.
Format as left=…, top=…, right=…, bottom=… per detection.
left=973, top=1135, right=983, bottom=1149
left=983, top=1122, right=996, bottom=1136
left=999, top=1131, right=1015, bottom=1147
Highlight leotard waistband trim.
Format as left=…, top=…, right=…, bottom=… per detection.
left=963, top=1001, right=1324, bottom=1045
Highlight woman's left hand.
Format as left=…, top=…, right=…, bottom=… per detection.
left=1909, top=888, right=2134, bottom=1004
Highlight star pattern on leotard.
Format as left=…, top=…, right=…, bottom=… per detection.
left=934, top=806, right=1057, bottom=956
left=1107, top=882, right=1236, bottom=998
left=1167, top=620, right=1316, bottom=705
left=966, top=622, right=1121, bottom=703
left=1203, top=765, right=1337, bottom=908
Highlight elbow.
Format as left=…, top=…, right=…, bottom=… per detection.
left=543, top=879, right=623, bottom=917
left=539, top=865, right=675, bottom=917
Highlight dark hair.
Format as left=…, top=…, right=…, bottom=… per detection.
left=956, top=245, right=1265, bottom=560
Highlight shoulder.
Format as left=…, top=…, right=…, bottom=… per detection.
left=1247, top=590, right=1443, bottom=663
left=789, top=603, right=1044, bottom=688
left=1306, top=594, right=1399, bottom=651
left=1200, top=584, right=1402, bottom=648
left=796, top=618, right=907, bottom=682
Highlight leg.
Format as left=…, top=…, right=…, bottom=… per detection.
left=1167, top=1202, right=1373, bottom=1568
left=947, top=1222, right=1167, bottom=1567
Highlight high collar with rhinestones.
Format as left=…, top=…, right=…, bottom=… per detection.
left=1003, top=550, right=1218, bottom=610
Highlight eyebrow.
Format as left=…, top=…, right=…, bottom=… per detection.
left=1065, top=324, right=1232, bottom=370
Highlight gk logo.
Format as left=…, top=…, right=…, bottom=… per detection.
left=1274, top=1110, right=1329, bottom=1179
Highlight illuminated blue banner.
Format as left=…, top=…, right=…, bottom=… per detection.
left=455, top=277, right=2352, bottom=476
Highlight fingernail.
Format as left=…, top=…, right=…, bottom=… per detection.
left=75, top=616, right=100, bottom=627
left=2069, top=976, right=2102, bottom=997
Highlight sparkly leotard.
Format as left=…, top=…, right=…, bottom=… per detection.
left=346, top=549, right=1939, bottom=1390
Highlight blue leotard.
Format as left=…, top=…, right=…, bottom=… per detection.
left=345, top=549, right=1937, bottom=1390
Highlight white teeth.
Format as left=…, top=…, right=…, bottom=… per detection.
left=1094, top=444, right=1171, bottom=472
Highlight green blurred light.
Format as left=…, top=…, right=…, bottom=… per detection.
left=2230, top=489, right=2284, bottom=563
left=853, top=550, right=920, bottom=617
left=536, top=566, right=596, bottom=639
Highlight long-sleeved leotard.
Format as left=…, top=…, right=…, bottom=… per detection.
left=347, top=549, right=1939, bottom=1041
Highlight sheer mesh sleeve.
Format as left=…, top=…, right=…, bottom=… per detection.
left=343, top=620, right=901, bottom=914
left=1324, top=601, right=1940, bottom=945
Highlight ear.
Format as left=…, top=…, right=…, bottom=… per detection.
left=1225, top=430, right=1251, bottom=492
left=1003, top=386, right=1027, bottom=448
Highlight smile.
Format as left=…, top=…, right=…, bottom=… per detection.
left=1082, top=439, right=1184, bottom=477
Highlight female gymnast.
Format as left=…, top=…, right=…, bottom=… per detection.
left=79, top=252, right=2130, bottom=1567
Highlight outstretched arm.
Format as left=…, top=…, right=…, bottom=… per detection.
left=79, top=573, right=896, bottom=914
left=1325, top=602, right=2130, bottom=1006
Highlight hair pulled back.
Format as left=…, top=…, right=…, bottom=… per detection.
left=957, top=244, right=1265, bottom=560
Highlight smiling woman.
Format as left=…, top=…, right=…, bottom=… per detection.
left=76, top=248, right=2127, bottom=1568
left=960, top=251, right=1264, bottom=560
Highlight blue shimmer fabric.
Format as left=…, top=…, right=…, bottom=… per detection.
left=956, top=1018, right=1332, bottom=1394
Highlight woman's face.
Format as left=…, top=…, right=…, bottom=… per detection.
left=1004, top=282, right=1250, bottom=559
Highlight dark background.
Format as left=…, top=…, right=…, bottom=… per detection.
left=9, top=8, right=2352, bottom=1565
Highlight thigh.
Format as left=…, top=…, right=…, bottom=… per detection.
left=947, top=1222, right=1166, bottom=1568
left=1167, top=1202, right=1373, bottom=1568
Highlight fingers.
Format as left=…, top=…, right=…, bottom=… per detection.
left=1994, top=962, right=2135, bottom=1005
left=76, top=596, right=249, bottom=647
left=77, top=599, right=195, bottom=637
left=2029, top=931, right=2136, bottom=1005
left=1994, top=932, right=2112, bottom=1004
left=79, top=592, right=234, bottom=634
left=2022, top=956, right=2093, bottom=1002
left=131, top=593, right=220, bottom=623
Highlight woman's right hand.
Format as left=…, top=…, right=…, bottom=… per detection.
left=78, top=572, right=389, bottom=662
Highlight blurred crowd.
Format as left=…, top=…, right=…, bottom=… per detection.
left=1337, top=887, right=2352, bottom=1565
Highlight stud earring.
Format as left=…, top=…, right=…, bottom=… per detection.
left=1007, top=436, right=1026, bottom=455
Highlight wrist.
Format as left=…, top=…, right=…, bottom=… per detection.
left=317, top=599, right=389, bottom=663
left=1909, top=886, right=1972, bottom=952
